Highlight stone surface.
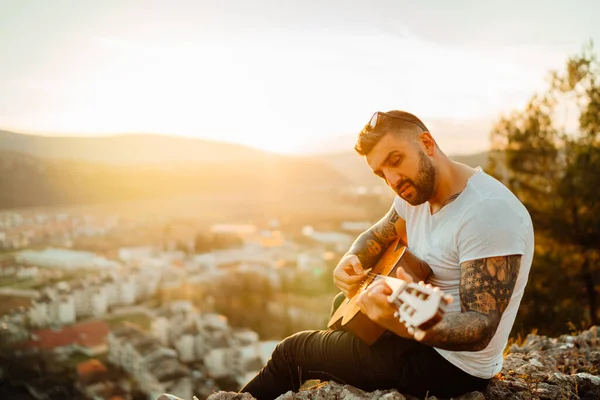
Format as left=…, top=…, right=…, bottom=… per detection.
left=203, top=326, right=600, bottom=400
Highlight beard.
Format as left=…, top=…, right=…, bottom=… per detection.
left=395, top=150, right=436, bottom=205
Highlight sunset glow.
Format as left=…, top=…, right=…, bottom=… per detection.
left=1, top=1, right=598, bottom=155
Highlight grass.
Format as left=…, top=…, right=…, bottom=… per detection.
left=104, top=313, right=152, bottom=331
left=0, top=277, right=38, bottom=289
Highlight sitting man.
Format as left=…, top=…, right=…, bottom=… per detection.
left=240, top=110, right=534, bottom=399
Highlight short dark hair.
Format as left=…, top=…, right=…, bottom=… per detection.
left=354, top=110, right=430, bottom=156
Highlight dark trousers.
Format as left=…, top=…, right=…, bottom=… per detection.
left=240, top=293, right=490, bottom=400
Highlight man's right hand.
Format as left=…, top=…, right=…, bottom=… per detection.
left=333, top=254, right=367, bottom=298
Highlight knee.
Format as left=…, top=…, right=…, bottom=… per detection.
left=272, top=331, right=313, bottom=363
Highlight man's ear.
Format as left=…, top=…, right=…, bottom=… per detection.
left=419, top=132, right=436, bottom=156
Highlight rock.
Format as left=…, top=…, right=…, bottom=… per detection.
left=454, top=392, right=486, bottom=400
left=528, top=358, right=544, bottom=368
left=275, top=391, right=294, bottom=400
left=338, top=384, right=373, bottom=399
left=207, top=392, right=256, bottom=400
left=202, top=326, right=600, bottom=400
left=575, top=372, right=600, bottom=400
left=376, top=392, right=406, bottom=400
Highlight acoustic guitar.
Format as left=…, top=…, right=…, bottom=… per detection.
left=327, top=239, right=447, bottom=345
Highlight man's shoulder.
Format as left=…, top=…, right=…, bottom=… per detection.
left=465, top=172, right=529, bottom=215
left=457, top=173, right=532, bottom=236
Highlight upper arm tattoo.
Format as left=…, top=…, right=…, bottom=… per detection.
left=347, top=208, right=404, bottom=269
left=423, top=255, right=522, bottom=351
left=460, top=255, right=522, bottom=320
left=372, top=208, right=402, bottom=245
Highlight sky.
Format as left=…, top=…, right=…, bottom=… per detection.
left=1, top=0, right=599, bottom=155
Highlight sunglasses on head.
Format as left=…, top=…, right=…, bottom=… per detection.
left=364, top=111, right=428, bottom=133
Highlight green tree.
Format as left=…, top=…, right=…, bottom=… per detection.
left=490, top=42, right=600, bottom=332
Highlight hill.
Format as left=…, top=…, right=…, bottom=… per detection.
left=0, top=150, right=348, bottom=210
left=0, top=130, right=276, bottom=165
left=0, top=130, right=491, bottom=210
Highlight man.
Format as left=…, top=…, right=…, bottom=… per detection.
left=240, top=110, right=534, bottom=399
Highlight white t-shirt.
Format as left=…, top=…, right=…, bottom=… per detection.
left=393, top=167, right=534, bottom=379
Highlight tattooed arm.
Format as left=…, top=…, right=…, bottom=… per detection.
left=333, top=205, right=408, bottom=298
left=346, top=205, right=407, bottom=270
left=417, top=255, right=522, bottom=351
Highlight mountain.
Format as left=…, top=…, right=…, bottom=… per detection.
left=0, top=131, right=356, bottom=210
left=0, top=149, right=352, bottom=210
left=0, top=131, right=277, bottom=165
left=0, top=130, right=491, bottom=210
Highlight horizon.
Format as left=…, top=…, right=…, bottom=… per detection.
left=0, top=128, right=491, bottom=158
left=1, top=0, right=599, bottom=155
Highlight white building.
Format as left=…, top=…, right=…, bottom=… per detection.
left=118, top=274, right=137, bottom=306
left=16, top=248, right=119, bottom=270
left=16, top=266, right=38, bottom=279
left=134, top=268, right=161, bottom=301
left=28, top=289, right=76, bottom=328
left=107, top=325, right=192, bottom=400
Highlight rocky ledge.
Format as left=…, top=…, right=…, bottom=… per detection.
left=206, top=326, right=600, bottom=400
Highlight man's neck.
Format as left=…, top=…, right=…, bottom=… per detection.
left=429, top=158, right=476, bottom=214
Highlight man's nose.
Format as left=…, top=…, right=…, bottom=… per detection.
left=383, top=171, right=401, bottom=188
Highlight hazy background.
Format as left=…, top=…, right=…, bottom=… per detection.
left=1, top=1, right=600, bottom=399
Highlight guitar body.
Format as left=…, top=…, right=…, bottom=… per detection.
left=327, top=239, right=431, bottom=345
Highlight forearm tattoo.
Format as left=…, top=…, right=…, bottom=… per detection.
left=424, top=255, right=522, bottom=351
left=348, top=209, right=403, bottom=269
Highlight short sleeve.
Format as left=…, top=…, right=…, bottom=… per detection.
left=457, top=198, right=528, bottom=264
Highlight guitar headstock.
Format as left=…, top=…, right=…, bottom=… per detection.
left=385, top=277, right=449, bottom=336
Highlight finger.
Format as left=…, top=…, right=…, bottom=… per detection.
left=343, top=263, right=365, bottom=277
left=395, top=267, right=414, bottom=283
left=335, top=281, right=354, bottom=293
left=342, top=273, right=367, bottom=284
left=347, top=256, right=364, bottom=275
left=334, top=270, right=365, bottom=285
left=414, top=329, right=426, bottom=341
left=371, top=280, right=393, bottom=295
left=380, top=284, right=393, bottom=296
left=444, top=294, right=454, bottom=304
